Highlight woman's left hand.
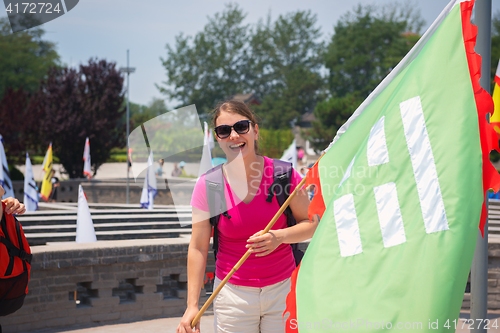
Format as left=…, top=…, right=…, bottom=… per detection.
left=246, top=230, right=283, bottom=257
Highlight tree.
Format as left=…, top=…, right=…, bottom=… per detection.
left=490, top=12, right=500, bottom=86
left=0, top=18, right=59, bottom=99
left=0, top=88, right=44, bottom=163
left=325, top=4, right=421, bottom=98
left=34, top=59, right=125, bottom=178
left=158, top=5, right=325, bottom=128
left=129, top=97, right=169, bottom=130
left=306, top=3, right=423, bottom=150
left=303, top=93, right=363, bottom=151
left=250, top=11, right=325, bottom=129
left=158, top=3, right=252, bottom=115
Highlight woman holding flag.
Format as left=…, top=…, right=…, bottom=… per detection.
left=177, top=100, right=318, bottom=333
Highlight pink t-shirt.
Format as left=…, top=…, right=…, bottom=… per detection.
left=191, top=156, right=301, bottom=288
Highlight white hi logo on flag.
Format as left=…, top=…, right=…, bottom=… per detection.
left=333, top=96, right=449, bottom=257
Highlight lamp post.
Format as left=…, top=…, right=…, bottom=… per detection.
left=119, top=50, right=135, bottom=205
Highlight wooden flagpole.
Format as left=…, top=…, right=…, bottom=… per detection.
left=191, top=175, right=308, bottom=328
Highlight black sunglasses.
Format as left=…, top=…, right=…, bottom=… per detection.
left=214, top=120, right=252, bottom=139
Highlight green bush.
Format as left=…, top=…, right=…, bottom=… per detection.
left=259, top=129, right=294, bottom=158
left=30, top=155, right=60, bottom=164
left=108, top=153, right=128, bottom=163
left=9, top=165, right=24, bottom=181
left=491, top=150, right=500, bottom=163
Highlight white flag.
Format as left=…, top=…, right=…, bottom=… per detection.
left=83, top=137, right=92, bottom=178
left=198, top=121, right=214, bottom=177
left=280, top=139, right=297, bottom=169
left=208, top=124, right=215, bottom=150
left=140, top=151, right=157, bottom=210
left=0, top=134, right=14, bottom=198
left=76, top=185, right=97, bottom=243
left=24, top=153, right=38, bottom=211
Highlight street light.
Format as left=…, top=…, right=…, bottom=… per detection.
left=119, top=50, right=135, bottom=205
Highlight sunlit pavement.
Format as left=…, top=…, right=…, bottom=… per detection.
left=30, top=312, right=500, bottom=332
left=31, top=315, right=215, bottom=333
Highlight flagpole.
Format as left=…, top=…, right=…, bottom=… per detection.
left=471, top=0, right=491, bottom=330
left=120, top=50, right=136, bottom=205
left=191, top=174, right=308, bottom=328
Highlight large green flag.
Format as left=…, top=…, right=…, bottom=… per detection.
left=285, top=0, right=500, bottom=332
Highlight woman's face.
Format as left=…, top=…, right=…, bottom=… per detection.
left=215, top=110, right=258, bottom=161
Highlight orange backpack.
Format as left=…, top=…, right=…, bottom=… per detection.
left=0, top=202, right=32, bottom=317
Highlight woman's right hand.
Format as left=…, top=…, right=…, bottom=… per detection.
left=177, top=306, right=200, bottom=333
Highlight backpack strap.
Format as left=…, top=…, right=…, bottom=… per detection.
left=205, top=164, right=227, bottom=259
left=0, top=214, right=14, bottom=276
left=14, top=216, right=31, bottom=269
left=267, top=159, right=300, bottom=254
left=0, top=214, right=32, bottom=277
left=267, top=159, right=295, bottom=226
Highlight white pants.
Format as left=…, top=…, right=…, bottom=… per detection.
left=213, top=277, right=291, bottom=333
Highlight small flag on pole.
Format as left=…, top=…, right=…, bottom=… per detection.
left=285, top=1, right=500, bottom=332
left=76, top=185, right=97, bottom=243
left=24, top=153, right=38, bottom=211
left=40, top=143, right=53, bottom=202
left=280, top=139, right=297, bottom=169
left=198, top=121, right=214, bottom=177
left=0, top=134, right=14, bottom=199
left=83, top=137, right=92, bottom=179
left=208, top=123, right=215, bottom=150
left=490, top=59, right=500, bottom=138
left=140, top=151, right=157, bottom=210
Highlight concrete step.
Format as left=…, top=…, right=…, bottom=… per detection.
left=25, top=228, right=193, bottom=246
left=17, top=213, right=192, bottom=226
left=18, top=204, right=195, bottom=246
left=22, top=221, right=192, bottom=232
left=27, top=205, right=191, bottom=214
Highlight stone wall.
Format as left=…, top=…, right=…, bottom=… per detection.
left=459, top=241, right=500, bottom=310
left=11, top=178, right=195, bottom=205
left=487, top=241, right=500, bottom=309
left=2, top=238, right=499, bottom=333
left=0, top=238, right=214, bottom=333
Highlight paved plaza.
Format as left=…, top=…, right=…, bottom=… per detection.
left=15, top=161, right=500, bottom=333
left=28, top=312, right=500, bottom=332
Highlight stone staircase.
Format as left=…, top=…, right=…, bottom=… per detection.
left=19, top=199, right=500, bottom=247
left=489, top=198, right=500, bottom=237
left=18, top=202, right=193, bottom=246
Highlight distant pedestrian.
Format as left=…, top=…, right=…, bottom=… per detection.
left=178, top=161, right=187, bottom=177
left=156, top=159, right=165, bottom=177
left=127, top=148, right=133, bottom=169
left=171, top=163, right=182, bottom=177
left=297, top=146, right=306, bottom=164
left=49, top=177, right=60, bottom=202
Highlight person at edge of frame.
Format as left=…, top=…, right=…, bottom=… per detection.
left=0, top=184, right=26, bottom=216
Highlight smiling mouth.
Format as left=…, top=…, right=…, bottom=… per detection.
left=229, top=142, right=245, bottom=149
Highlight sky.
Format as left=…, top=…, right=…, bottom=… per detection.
left=1, top=0, right=499, bottom=107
